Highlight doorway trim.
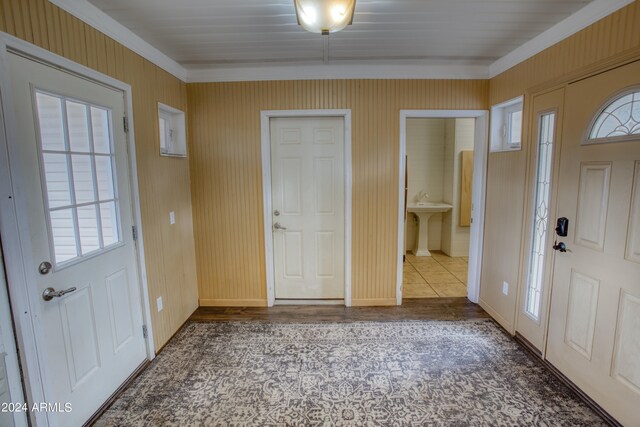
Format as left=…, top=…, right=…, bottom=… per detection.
left=398, top=110, right=489, bottom=305
left=0, top=32, right=156, bottom=425
left=260, top=110, right=352, bottom=307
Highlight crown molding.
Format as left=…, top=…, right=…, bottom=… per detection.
left=49, top=0, right=633, bottom=83
left=187, top=63, right=490, bottom=83
left=488, top=0, right=636, bottom=78
left=48, top=0, right=188, bottom=81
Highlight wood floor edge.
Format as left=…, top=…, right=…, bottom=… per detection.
left=83, top=360, right=150, bottom=427
left=478, top=297, right=514, bottom=333
left=351, top=298, right=397, bottom=306
left=513, top=335, right=621, bottom=427
left=543, top=361, right=621, bottom=427
left=199, top=299, right=268, bottom=307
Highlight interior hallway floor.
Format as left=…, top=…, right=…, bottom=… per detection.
left=403, top=251, right=469, bottom=299
left=95, top=299, right=606, bottom=426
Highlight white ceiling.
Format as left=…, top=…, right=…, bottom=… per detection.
left=87, top=0, right=593, bottom=70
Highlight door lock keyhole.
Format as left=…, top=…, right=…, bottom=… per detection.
left=38, top=261, right=52, bottom=275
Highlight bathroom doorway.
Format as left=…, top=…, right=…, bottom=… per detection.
left=397, top=110, right=489, bottom=304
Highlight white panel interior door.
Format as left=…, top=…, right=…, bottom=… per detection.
left=270, top=117, right=345, bottom=299
left=545, top=60, right=640, bottom=426
left=7, top=53, right=147, bottom=426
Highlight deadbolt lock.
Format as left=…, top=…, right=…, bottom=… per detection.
left=38, top=261, right=52, bottom=275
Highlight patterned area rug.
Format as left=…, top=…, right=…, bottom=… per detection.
left=96, top=320, right=606, bottom=426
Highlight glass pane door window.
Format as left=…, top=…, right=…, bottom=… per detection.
left=525, top=112, right=556, bottom=320
left=34, top=90, right=121, bottom=266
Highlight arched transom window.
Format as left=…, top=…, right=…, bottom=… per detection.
left=587, top=89, right=640, bottom=144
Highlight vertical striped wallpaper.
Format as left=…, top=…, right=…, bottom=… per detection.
left=0, top=0, right=199, bottom=351
left=187, top=80, right=489, bottom=305
left=481, top=1, right=640, bottom=331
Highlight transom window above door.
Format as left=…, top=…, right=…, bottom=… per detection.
left=586, top=88, right=640, bottom=144
left=34, top=90, right=121, bottom=266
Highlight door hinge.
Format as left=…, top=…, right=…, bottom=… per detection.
left=123, top=116, right=129, bottom=133
left=142, top=325, right=148, bottom=339
left=132, top=225, right=137, bottom=241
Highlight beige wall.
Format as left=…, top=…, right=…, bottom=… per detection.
left=406, top=118, right=446, bottom=252
left=187, top=80, right=488, bottom=306
left=482, top=0, right=640, bottom=331
left=0, top=0, right=199, bottom=351
left=4, top=0, right=639, bottom=340
left=442, top=119, right=474, bottom=258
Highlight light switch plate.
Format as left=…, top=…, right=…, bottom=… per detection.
left=156, top=296, right=163, bottom=312
left=502, top=281, right=509, bottom=296
left=169, top=211, right=175, bottom=225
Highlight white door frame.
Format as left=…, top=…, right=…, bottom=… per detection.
left=0, top=32, right=156, bottom=425
left=398, top=110, right=489, bottom=304
left=260, top=110, right=352, bottom=307
left=0, top=247, right=28, bottom=427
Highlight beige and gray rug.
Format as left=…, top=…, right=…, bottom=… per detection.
left=96, top=320, right=606, bottom=426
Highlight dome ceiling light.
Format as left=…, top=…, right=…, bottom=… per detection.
left=294, top=0, right=356, bottom=35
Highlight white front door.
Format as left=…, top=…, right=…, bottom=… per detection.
left=545, top=60, right=640, bottom=426
left=270, top=117, right=345, bottom=299
left=8, top=53, right=147, bottom=426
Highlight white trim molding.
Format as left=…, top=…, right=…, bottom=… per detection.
left=260, top=110, right=353, bottom=307
left=48, top=0, right=187, bottom=81
left=489, top=0, right=636, bottom=77
left=0, top=32, right=156, bottom=425
left=188, top=63, right=489, bottom=83
left=398, top=110, right=489, bottom=305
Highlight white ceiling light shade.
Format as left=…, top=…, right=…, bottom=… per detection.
left=294, top=0, right=356, bottom=34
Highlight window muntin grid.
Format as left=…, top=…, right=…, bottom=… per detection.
left=525, top=112, right=556, bottom=320
left=588, top=90, right=640, bottom=142
left=34, top=90, right=121, bottom=267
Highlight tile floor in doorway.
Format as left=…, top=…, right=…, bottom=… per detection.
left=403, top=251, right=468, bottom=298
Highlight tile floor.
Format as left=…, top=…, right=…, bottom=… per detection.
left=403, top=251, right=468, bottom=299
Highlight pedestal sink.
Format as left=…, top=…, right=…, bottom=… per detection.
left=407, top=202, right=453, bottom=256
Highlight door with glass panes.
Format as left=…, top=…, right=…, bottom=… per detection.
left=8, top=52, right=147, bottom=426
left=517, top=88, right=564, bottom=352
left=545, top=60, right=640, bottom=426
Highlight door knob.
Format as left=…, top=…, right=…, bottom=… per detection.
left=553, top=241, right=567, bottom=252
left=42, top=287, right=77, bottom=301
left=273, top=222, right=287, bottom=230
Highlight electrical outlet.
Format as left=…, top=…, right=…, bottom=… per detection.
left=156, top=296, right=163, bottom=312
left=502, top=281, right=509, bottom=296
left=169, top=211, right=175, bottom=225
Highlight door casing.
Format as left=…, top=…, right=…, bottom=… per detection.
left=0, top=32, right=156, bottom=426
left=261, top=110, right=352, bottom=307
left=398, top=110, right=490, bottom=305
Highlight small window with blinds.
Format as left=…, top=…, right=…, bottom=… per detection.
left=34, top=90, right=122, bottom=267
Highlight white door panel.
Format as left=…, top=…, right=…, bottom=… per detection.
left=8, top=53, right=147, bottom=426
left=545, top=60, right=640, bottom=426
left=271, top=117, right=345, bottom=299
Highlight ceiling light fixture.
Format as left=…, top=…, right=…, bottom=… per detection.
left=294, top=0, right=356, bottom=35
